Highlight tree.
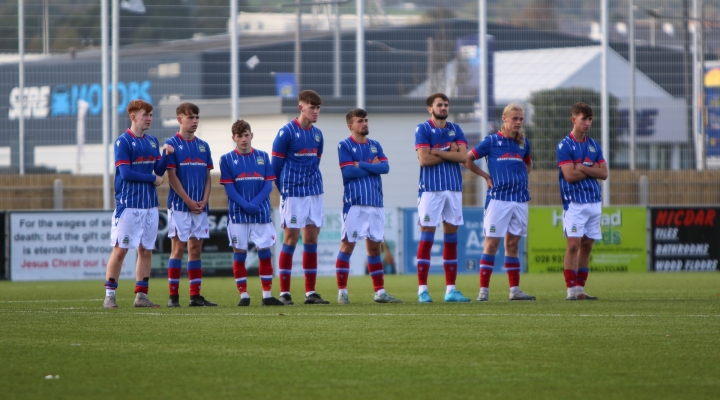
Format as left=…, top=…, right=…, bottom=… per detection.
left=528, top=87, right=620, bottom=170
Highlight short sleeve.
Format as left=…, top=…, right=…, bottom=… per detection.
left=415, top=124, right=430, bottom=150
left=317, top=129, right=324, bottom=158
left=376, top=141, right=388, bottom=162
left=523, top=138, right=532, bottom=163
left=264, top=152, right=275, bottom=180
left=165, top=138, right=178, bottom=169
left=114, top=137, right=131, bottom=167
left=471, top=135, right=492, bottom=160
left=557, top=139, right=573, bottom=167
left=453, top=124, right=468, bottom=147
left=272, top=127, right=290, bottom=158
left=595, top=141, right=607, bottom=165
left=338, top=141, right=354, bottom=168
left=219, top=155, right=233, bottom=184
left=206, top=142, right=214, bottom=170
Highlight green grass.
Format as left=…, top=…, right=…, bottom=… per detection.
left=1, top=273, right=719, bottom=400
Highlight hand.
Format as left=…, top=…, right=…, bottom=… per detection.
left=244, top=203, right=261, bottom=215
left=371, top=156, right=381, bottom=164
left=185, top=199, right=200, bottom=212
left=354, top=161, right=360, bottom=168
left=484, top=176, right=494, bottom=189
left=450, top=142, right=458, bottom=152
left=153, top=175, right=163, bottom=187
left=197, top=199, right=207, bottom=210
left=162, top=144, right=174, bottom=155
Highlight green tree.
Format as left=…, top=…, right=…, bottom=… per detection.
left=528, top=87, right=620, bottom=170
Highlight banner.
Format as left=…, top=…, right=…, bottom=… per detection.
left=9, top=211, right=137, bottom=281
left=527, top=206, right=647, bottom=273
left=273, top=208, right=400, bottom=277
left=650, top=207, right=719, bottom=272
left=402, top=207, right=523, bottom=275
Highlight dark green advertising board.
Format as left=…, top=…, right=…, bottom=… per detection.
left=527, top=206, right=647, bottom=273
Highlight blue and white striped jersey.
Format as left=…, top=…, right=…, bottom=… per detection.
left=271, top=118, right=324, bottom=198
left=338, top=136, right=387, bottom=214
left=557, top=133, right=606, bottom=210
left=415, top=119, right=467, bottom=195
left=219, top=148, right=275, bottom=224
left=164, top=133, right=213, bottom=212
left=471, top=131, right=532, bottom=205
left=114, top=129, right=162, bottom=213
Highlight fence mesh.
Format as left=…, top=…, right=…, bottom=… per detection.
left=1, top=0, right=719, bottom=210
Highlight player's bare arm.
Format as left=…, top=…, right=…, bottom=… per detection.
left=576, top=162, right=608, bottom=180
left=430, top=143, right=468, bottom=164
left=464, top=151, right=493, bottom=188
left=168, top=169, right=200, bottom=212
left=560, top=163, right=591, bottom=183
left=525, top=159, right=533, bottom=175
left=416, top=147, right=445, bottom=167
left=196, top=170, right=212, bottom=213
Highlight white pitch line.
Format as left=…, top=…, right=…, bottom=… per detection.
left=0, top=299, right=103, bottom=304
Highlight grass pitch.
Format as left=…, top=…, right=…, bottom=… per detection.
left=1, top=273, right=719, bottom=400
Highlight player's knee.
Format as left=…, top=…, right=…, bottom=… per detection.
left=566, top=241, right=581, bottom=253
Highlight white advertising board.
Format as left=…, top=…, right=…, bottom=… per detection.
left=10, top=211, right=137, bottom=281
left=273, top=207, right=399, bottom=276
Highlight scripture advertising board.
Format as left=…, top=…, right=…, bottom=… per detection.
left=527, top=206, right=647, bottom=273
left=9, top=211, right=137, bottom=281
left=650, top=207, right=719, bottom=272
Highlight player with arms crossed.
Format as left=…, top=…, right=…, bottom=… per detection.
left=557, top=102, right=608, bottom=300
left=414, top=93, right=470, bottom=303
left=272, top=90, right=329, bottom=305
left=465, top=103, right=536, bottom=301
left=164, top=102, right=216, bottom=307
left=104, top=99, right=173, bottom=308
left=335, top=108, right=403, bottom=304
left=220, top=120, right=284, bottom=306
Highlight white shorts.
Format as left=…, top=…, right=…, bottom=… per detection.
left=110, top=207, right=158, bottom=250
left=280, top=194, right=324, bottom=229
left=563, top=202, right=602, bottom=240
left=483, top=199, right=528, bottom=237
left=227, top=222, right=277, bottom=250
left=342, top=205, right=385, bottom=243
left=417, top=191, right=464, bottom=227
left=167, top=209, right=210, bottom=242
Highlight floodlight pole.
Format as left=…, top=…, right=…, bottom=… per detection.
left=102, top=0, right=110, bottom=209
left=478, top=0, right=488, bottom=207
left=231, top=0, right=239, bottom=122
left=111, top=0, right=119, bottom=145
left=601, top=0, right=610, bottom=206
left=629, top=1, right=636, bottom=171
left=356, top=0, right=364, bottom=108
left=18, top=0, right=24, bottom=175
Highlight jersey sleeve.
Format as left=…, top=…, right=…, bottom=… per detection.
left=595, top=140, right=607, bottom=165
left=523, top=138, right=532, bottom=164
left=338, top=141, right=355, bottom=168
left=264, top=152, right=275, bottom=180
left=271, top=128, right=290, bottom=159
left=165, top=138, right=178, bottom=169
left=317, top=130, right=324, bottom=159
left=206, top=142, right=214, bottom=170
left=470, top=135, right=492, bottom=160
left=114, top=137, right=131, bottom=167
left=557, top=139, right=573, bottom=167
left=219, top=155, right=234, bottom=185
left=414, top=124, right=430, bottom=150
left=454, top=124, right=468, bottom=147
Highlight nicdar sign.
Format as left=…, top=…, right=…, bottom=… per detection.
left=651, top=207, right=719, bottom=272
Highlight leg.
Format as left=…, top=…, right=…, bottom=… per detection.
left=103, top=245, right=128, bottom=308
left=574, top=236, right=598, bottom=300
left=187, top=238, right=216, bottom=306
left=257, top=246, right=281, bottom=304
left=232, top=249, right=249, bottom=304
left=442, top=222, right=459, bottom=292
left=417, top=226, right=435, bottom=296
left=168, top=236, right=187, bottom=300
left=336, top=238, right=355, bottom=299
left=563, top=237, right=581, bottom=298
left=504, top=233, right=521, bottom=289
left=132, top=244, right=160, bottom=308
left=278, top=227, right=300, bottom=297
left=301, top=225, right=328, bottom=304
left=478, top=237, right=500, bottom=299
left=366, top=239, right=384, bottom=293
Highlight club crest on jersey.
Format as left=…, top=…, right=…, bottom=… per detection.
left=489, top=225, right=496, bottom=233
left=449, top=130, right=455, bottom=136
left=589, top=145, right=596, bottom=152
left=199, top=145, right=206, bottom=152
left=256, top=157, right=264, bottom=165
left=519, top=142, right=525, bottom=150
left=370, top=145, right=377, bottom=153
left=423, top=214, right=430, bottom=222
left=291, top=215, right=297, bottom=224
left=122, top=236, right=130, bottom=244
left=150, top=141, right=157, bottom=148
left=314, top=133, right=321, bottom=142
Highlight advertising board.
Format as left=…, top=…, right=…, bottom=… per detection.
left=650, top=207, right=719, bottom=272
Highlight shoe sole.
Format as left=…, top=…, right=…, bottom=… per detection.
left=167, top=303, right=180, bottom=308
left=509, top=298, right=536, bottom=301
left=134, top=304, right=161, bottom=308
left=103, top=305, right=118, bottom=309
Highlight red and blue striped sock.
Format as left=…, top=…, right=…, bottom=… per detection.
left=368, top=255, right=385, bottom=292
left=258, top=248, right=273, bottom=293
left=278, top=244, right=295, bottom=294
left=505, top=256, right=521, bottom=288
left=232, top=252, right=247, bottom=294
left=479, top=253, right=495, bottom=288
left=134, top=280, right=148, bottom=294
left=564, top=269, right=577, bottom=288
left=577, top=267, right=589, bottom=287
left=443, top=233, right=458, bottom=286
left=336, top=251, right=351, bottom=289
left=105, top=279, right=118, bottom=296
left=187, top=260, right=202, bottom=296
left=167, top=258, right=182, bottom=296
left=417, top=231, right=434, bottom=286
left=303, top=244, right=318, bottom=294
